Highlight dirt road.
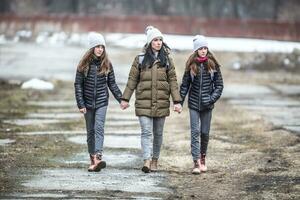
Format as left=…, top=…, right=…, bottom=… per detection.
left=0, top=45, right=299, bottom=199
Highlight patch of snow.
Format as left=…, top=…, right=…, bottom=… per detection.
left=21, top=78, right=54, bottom=90
left=3, top=31, right=300, bottom=53
left=106, top=33, right=300, bottom=53
left=0, top=34, right=7, bottom=44
left=36, top=32, right=50, bottom=44
left=232, top=62, right=241, bottom=70
left=283, top=58, right=290, bottom=66
left=0, top=139, right=15, bottom=146
left=16, top=30, right=32, bottom=38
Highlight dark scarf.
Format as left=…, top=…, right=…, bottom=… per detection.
left=91, top=54, right=101, bottom=66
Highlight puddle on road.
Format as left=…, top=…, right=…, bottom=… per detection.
left=6, top=114, right=137, bottom=126
left=0, top=139, right=15, bottom=145
left=5, top=193, right=68, bottom=199
left=5, top=114, right=138, bottom=127
left=272, top=84, right=300, bottom=96
left=225, top=84, right=300, bottom=134
left=107, top=105, right=135, bottom=113
left=68, top=135, right=140, bottom=149
left=106, top=114, right=138, bottom=121
left=57, top=151, right=140, bottom=168
left=27, top=100, right=76, bottom=107
left=26, top=113, right=81, bottom=119
left=105, top=129, right=140, bottom=135
left=230, top=100, right=300, bottom=131
left=106, top=120, right=140, bottom=127
left=283, top=125, right=300, bottom=133
left=223, top=84, right=274, bottom=98
left=16, top=130, right=86, bottom=135
left=229, top=98, right=300, bottom=107
left=3, top=119, right=69, bottom=126
left=36, top=108, right=77, bottom=113
left=27, top=112, right=138, bottom=121
left=6, top=192, right=163, bottom=200
left=16, top=129, right=140, bottom=136
left=22, top=168, right=170, bottom=194
left=242, top=106, right=300, bottom=125
left=131, top=196, right=162, bottom=200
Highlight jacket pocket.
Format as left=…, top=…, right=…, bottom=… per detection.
left=202, top=94, right=212, bottom=106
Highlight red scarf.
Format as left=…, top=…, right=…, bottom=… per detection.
left=195, top=56, right=208, bottom=64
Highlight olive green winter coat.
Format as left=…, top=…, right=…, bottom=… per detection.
left=122, top=54, right=181, bottom=117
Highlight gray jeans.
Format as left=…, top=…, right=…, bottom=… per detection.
left=138, top=116, right=166, bottom=160
left=84, top=106, right=107, bottom=155
left=189, top=108, right=212, bottom=161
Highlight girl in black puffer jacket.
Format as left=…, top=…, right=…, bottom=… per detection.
left=74, top=32, right=122, bottom=172
left=180, top=35, right=223, bottom=174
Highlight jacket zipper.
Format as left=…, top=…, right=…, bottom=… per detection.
left=199, top=64, right=203, bottom=110
left=93, top=65, right=97, bottom=109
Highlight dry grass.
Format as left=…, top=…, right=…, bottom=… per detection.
left=160, top=61, right=300, bottom=199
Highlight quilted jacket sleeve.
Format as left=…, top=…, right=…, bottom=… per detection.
left=107, top=65, right=122, bottom=103
left=74, top=69, right=85, bottom=109
left=179, top=70, right=191, bottom=106
left=167, top=57, right=182, bottom=103
left=210, top=66, right=223, bottom=103
left=122, top=56, right=140, bottom=102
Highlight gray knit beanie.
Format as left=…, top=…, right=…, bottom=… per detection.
left=145, top=25, right=164, bottom=44
left=193, top=35, right=208, bottom=51
left=88, top=32, right=106, bottom=49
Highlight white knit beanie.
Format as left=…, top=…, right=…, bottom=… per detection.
left=145, top=25, right=163, bottom=44
left=193, top=35, right=208, bottom=52
left=88, top=32, right=106, bottom=49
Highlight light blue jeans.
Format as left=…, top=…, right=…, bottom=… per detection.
left=138, top=116, right=166, bottom=160
left=189, top=109, right=212, bottom=161
left=84, top=106, right=107, bottom=155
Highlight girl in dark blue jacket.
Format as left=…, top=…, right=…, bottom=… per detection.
left=74, top=32, right=122, bottom=172
left=180, top=35, right=223, bottom=174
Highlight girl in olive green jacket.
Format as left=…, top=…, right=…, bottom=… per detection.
left=121, top=26, right=182, bottom=173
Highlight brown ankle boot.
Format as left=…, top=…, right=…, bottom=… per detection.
left=142, top=159, right=151, bottom=173
left=88, top=154, right=95, bottom=172
left=150, top=158, right=158, bottom=172
left=192, top=159, right=201, bottom=174
left=92, top=153, right=106, bottom=172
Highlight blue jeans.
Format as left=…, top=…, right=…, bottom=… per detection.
left=138, top=116, right=166, bottom=160
left=84, top=106, right=107, bottom=155
left=189, top=109, right=212, bottom=161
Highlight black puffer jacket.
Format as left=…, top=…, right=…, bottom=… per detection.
left=74, top=59, right=122, bottom=109
left=180, top=63, right=223, bottom=111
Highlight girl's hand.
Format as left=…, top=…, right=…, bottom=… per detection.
left=173, top=104, right=182, bottom=113
left=120, top=101, right=130, bottom=110
left=79, top=108, right=87, bottom=114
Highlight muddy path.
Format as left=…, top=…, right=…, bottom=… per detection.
left=0, top=80, right=173, bottom=199
left=0, top=44, right=299, bottom=199
left=161, top=54, right=300, bottom=199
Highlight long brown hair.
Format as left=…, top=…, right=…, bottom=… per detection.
left=185, top=50, right=220, bottom=76
left=77, top=46, right=111, bottom=75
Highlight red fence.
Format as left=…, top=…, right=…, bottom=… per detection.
left=0, top=14, right=299, bottom=41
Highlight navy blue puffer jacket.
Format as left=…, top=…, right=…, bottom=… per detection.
left=74, top=59, right=122, bottom=109
left=180, top=63, right=223, bottom=111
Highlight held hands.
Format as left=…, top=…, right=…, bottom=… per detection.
left=173, top=103, right=182, bottom=113
left=79, top=108, right=87, bottom=114
left=120, top=100, right=130, bottom=110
